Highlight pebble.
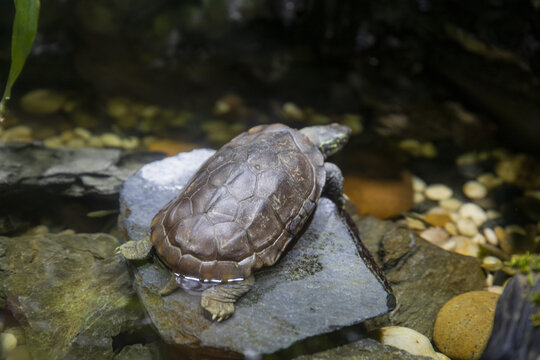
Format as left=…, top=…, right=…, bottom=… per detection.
left=19, top=89, right=67, bottom=115
left=471, top=233, right=486, bottom=245
left=121, top=136, right=140, bottom=150
left=148, top=139, right=199, bottom=156
left=439, top=198, right=462, bottom=211
left=406, top=217, right=426, bottom=230
left=87, top=136, right=103, bottom=148
left=486, top=210, right=501, bottom=220
left=66, top=138, right=86, bottom=149
left=214, top=94, right=243, bottom=115
left=281, top=102, right=304, bottom=121
left=433, top=291, right=499, bottom=360
left=425, top=184, right=453, bottom=201
left=458, top=203, right=487, bottom=227
left=483, top=228, right=499, bottom=246
left=106, top=97, right=130, bottom=118
left=412, top=176, right=427, bottom=192
left=444, top=222, right=458, bottom=236
left=414, top=192, right=425, bottom=203
left=1, top=332, right=17, bottom=354
left=457, top=218, right=478, bottom=237
left=482, top=256, right=504, bottom=272
left=43, top=136, right=63, bottom=148
left=452, top=236, right=479, bottom=257
left=424, top=213, right=452, bottom=227
left=4, top=327, right=25, bottom=346
left=100, top=133, right=122, bottom=148
left=371, top=326, right=444, bottom=360
left=0, top=125, right=32, bottom=142
left=463, top=180, right=488, bottom=200
left=399, top=139, right=422, bottom=156
left=23, top=225, right=49, bottom=236
left=420, top=227, right=450, bottom=247
left=73, top=127, right=92, bottom=140
left=421, top=142, right=437, bottom=158
left=476, top=173, right=503, bottom=189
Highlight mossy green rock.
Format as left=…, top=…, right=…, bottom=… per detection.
left=0, top=233, right=144, bottom=360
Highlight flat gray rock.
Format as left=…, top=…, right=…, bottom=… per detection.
left=0, top=142, right=165, bottom=197
left=119, top=149, right=394, bottom=355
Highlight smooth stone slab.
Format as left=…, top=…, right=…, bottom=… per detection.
left=119, top=149, right=394, bottom=355
left=0, top=142, right=165, bottom=197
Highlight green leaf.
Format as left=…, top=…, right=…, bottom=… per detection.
left=0, top=0, right=40, bottom=120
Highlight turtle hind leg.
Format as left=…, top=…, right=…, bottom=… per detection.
left=116, top=235, right=152, bottom=260
left=322, top=162, right=345, bottom=208
left=201, top=274, right=255, bottom=322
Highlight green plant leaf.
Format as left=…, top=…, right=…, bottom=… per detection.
left=0, top=0, right=40, bottom=120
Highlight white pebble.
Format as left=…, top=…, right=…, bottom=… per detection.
left=1, top=332, right=17, bottom=354
left=414, top=192, right=425, bottom=204
left=375, top=326, right=441, bottom=359
left=412, top=176, right=427, bottom=192
left=425, top=184, right=453, bottom=201
left=439, top=198, right=462, bottom=211
left=485, top=273, right=494, bottom=286
left=456, top=218, right=478, bottom=237
left=483, top=228, right=499, bottom=246
left=463, top=180, right=488, bottom=199
left=471, top=233, right=486, bottom=245
left=459, top=203, right=487, bottom=226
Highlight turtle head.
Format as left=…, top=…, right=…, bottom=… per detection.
left=300, top=123, right=351, bottom=159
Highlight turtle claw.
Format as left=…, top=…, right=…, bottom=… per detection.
left=201, top=297, right=234, bottom=322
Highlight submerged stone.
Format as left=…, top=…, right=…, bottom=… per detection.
left=119, top=149, right=394, bottom=355
left=0, top=233, right=145, bottom=360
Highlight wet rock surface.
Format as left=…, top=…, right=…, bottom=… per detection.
left=119, top=149, right=394, bottom=355
left=0, top=233, right=145, bottom=360
left=480, top=273, right=540, bottom=360
left=0, top=142, right=165, bottom=198
left=353, top=216, right=487, bottom=339
left=293, top=338, right=433, bottom=360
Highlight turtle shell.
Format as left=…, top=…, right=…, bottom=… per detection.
left=150, top=123, right=326, bottom=282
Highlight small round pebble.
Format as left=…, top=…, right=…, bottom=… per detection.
left=100, top=133, right=122, bottom=148
left=413, top=192, right=425, bottom=203
left=457, top=218, right=478, bottom=237
left=433, top=291, right=499, bottom=360
left=444, top=222, right=458, bottom=236
left=439, top=198, right=462, bottom=211
left=482, top=256, right=503, bottom=272
left=463, top=180, right=488, bottom=200
left=371, top=326, right=442, bottom=359
left=459, top=203, right=487, bottom=227
left=412, top=176, right=426, bottom=192
left=420, top=227, right=450, bottom=246
left=1, top=332, right=17, bottom=354
left=19, top=89, right=67, bottom=115
left=281, top=102, right=304, bottom=120
left=425, top=184, right=453, bottom=201
left=483, top=228, right=499, bottom=246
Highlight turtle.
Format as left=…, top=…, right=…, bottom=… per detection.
left=116, top=123, right=351, bottom=321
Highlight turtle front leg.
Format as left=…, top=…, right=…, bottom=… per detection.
left=201, top=274, right=255, bottom=322
left=322, top=162, right=345, bottom=208
left=116, top=235, right=152, bottom=260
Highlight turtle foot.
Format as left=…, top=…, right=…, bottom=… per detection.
left=201, top=296, right=235, bottom=322
left=115, top=238, right=152, bottom=260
